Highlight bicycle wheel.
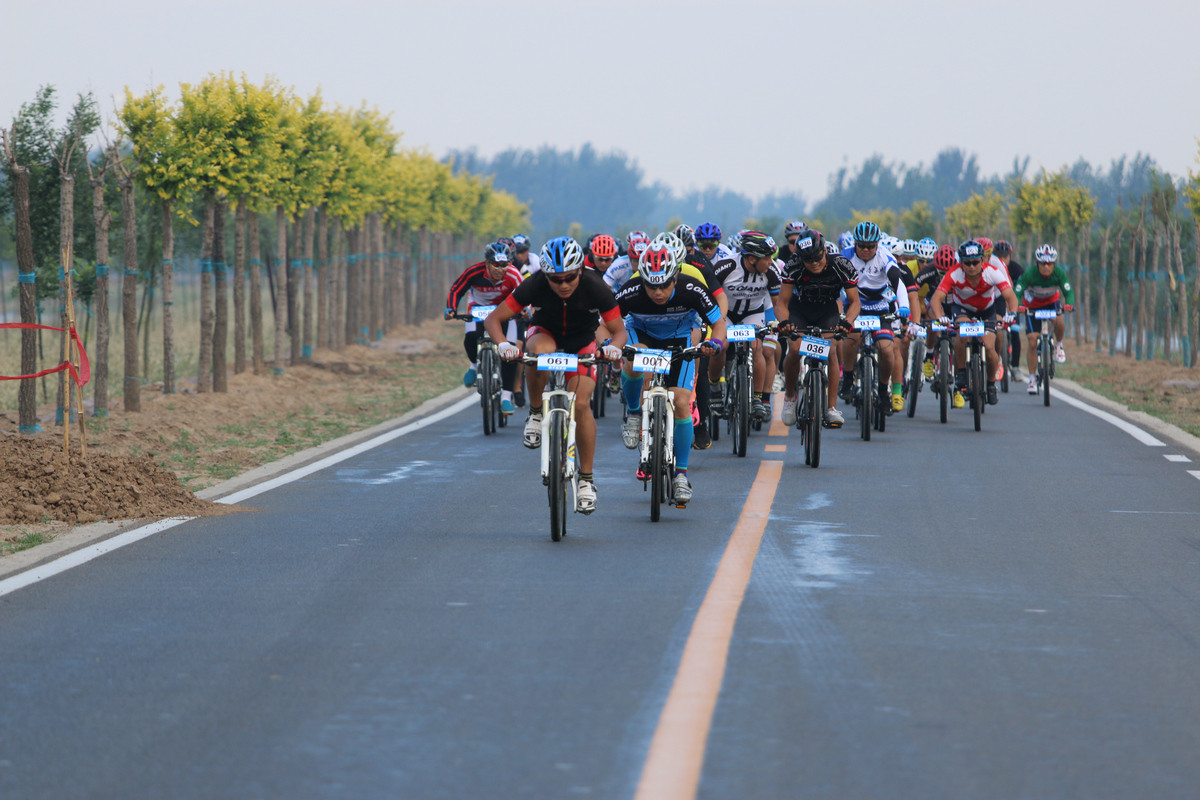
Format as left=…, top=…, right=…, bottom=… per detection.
left=938, top=338, right=950, bottom=424
left=807, top=368, right=823, bottom=468
left=971, top=347, right=983, bottom=432
left=906, top=341, right=922, bottom=418
left=1000, top=338, right=1010, bottom=393
left=479, top=347, right=497, bottom=435
left=592, top=362, right=607, bottom=418
left=875, top=377, right=886, bottom=433
left=650, top=395, right=667, bottom=522
left=733, top=357, right=750, bottom=457
left=860, top=355, right=874, bottom=442
left=548, top=411, right=567, bottom=541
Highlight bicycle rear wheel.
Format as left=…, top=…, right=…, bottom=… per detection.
left=548, top=412, right=567, bottom=541
left=592, top=362, right=607, bottom=418
left=971, top=347, right=983, bottom=432
left=650, top=395, right=667, bottom=522
left=1042, top=337, right=1052, bottom=406
left=906, top=341, right=922, bottom=418
left=938, top=338, right=951, bottom=424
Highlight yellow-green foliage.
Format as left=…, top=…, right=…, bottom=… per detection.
left=1008, top=168, right=1095, bottom=239
left=943, top=188, right=1008, bottom=242
left=118, top=75, right=528, bottom=233
left=849, top=208, right=900, bottom=235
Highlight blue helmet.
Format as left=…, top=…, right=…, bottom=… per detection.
left=853, top=221, right=881, bottom=244
left=695, top=222, right=721, bottom=241
left=837, top=231, right=855, bottom=250
left=540, top=236, right=585, bottom=274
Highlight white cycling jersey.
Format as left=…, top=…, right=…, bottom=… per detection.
left=518, top=252, right=542, bottom=279
left=602, top=254, right=635, bottom=292
left=844, top=247, right=910, bottom=314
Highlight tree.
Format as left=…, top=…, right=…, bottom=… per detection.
left=944, top=188, right=1008, bottom=242
left=900, top=200, right=936, bottom=240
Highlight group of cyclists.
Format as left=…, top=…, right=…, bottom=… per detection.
left=446, top=219, right=1074, bottom=516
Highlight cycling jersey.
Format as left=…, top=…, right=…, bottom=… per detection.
left=781, top=254, right=859, bottom=306
left=616, top=274, right=721, bottom=342
left=503, top=269, right=621, bottom=353
left=915, top=263, right=941, bottom=302
left=712, top=256, right=780, bottom=322
left=935, top=264, right=1012, bottom=313
left=515, top=252, right=542, bottom=279
left=841, top=247, right=910, bottom=314
left=446, top=261, right=523, bottom=311
left=602, top=255, right=635, bottom=291
left=1015, top=266, right=1074, bottom=308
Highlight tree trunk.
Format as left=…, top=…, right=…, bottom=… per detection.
left=1173, top=219, right=1190, bottom=366
left=273, top=205, right=289, bottom=373
left=345, top=227, right=358, bottom=345
left=120, top=177, right=140, bottom=412
left=92, top=174, right=112, bottom=415
left=371, top=213, right=382, bottom=340
left=198, top=197, right=215, bottom=392
left=161, top=199, right=176, bottom=394
left=1096, top=227, right=1109, bottom=352
left=1079, top=224, right=1091, bottom=345
left=1148, top=229, right=1161, bottom=360
left=213, top=198, right=229, bottom=391
left=10, top=164, right=40, bottom=431
left=234, top=197, right=247, bottom=374
left=288, top=217, right=301, bottom=365
left=1192, top=220, right=1200, bottom=369
left=56, top=172, right=75, bottom=425
left=249, top=210, right=264, bottom=375
left=302, top=207, right=314, bottom=361
left=1135, top=224, right=1147, bottom=359
left=316, top=206, right=329, bottom=353
left=333, top=220, right=345, bottom=349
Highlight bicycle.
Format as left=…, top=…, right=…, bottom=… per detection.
left=849, top=313, right=894, bottom=441
left=519, top=351, right=597, bottom=542
left=722, top=323, right=769, bottom=458
left=785, top=326, right=845, bottom=469
left=956, top=317, right=988, bottom=432
left=1031, top=307, right=1062, bottom=407
left=591, top=358, right=610, bottom=419
left=930, top=321, right=955, bottom=424
left=451, top=306, right=506, bottom=435
left=624, top=344, right=703, bottom=522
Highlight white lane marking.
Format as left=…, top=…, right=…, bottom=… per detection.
left=1189, top=470, right=1200, bottom=482
left=1164, top=454, right=1192, bottom=462
left=0, top=396, right=478, bottom=599
left=338, top=461, right=431, bottom=485
left=1110, top=510, right=1200, bottom=515
left=1050, top=388, right=1165, bottom=446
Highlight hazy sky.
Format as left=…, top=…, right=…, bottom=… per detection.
left=4, top=0, right=1199, bottom=205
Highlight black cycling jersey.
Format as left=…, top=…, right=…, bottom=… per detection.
left=505, top=269, right=619, bottom=350
left=712, top=257, right=781, bottom=318
left=782, top=253, right=859, bottom=306
left=916, top=263, right=942, bottom=298
left=897, top=264, right=917, bottom=293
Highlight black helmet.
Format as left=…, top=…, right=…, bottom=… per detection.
left=957, top=239, right=984, bottom=263
left=993, top=240, right=1012, bottom=257
left=740, top=230, right=777, bottom=259
left=484, top=241, right=512, bottom=265
left=793, top=230, right=826, bottom=262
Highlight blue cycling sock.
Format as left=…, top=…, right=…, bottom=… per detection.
left=674, top=418, right=693, bottom=470
left=621, top=370, right=642, bottom=412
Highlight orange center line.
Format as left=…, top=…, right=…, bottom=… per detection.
left=634, top=459, right=785, bottom=800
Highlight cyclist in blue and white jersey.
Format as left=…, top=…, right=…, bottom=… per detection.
left=694, top=222, right=735, bottom=265
left=602, top=230, right=652, bottom=292
left=512, top=234, right=541, bottom=279
left=616, top=242, right=726, bottom=506
left=839, top=220, right=911, bottom=413
left=707, top=231, right=780, bottom=422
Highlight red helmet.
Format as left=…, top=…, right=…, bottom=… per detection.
left=591, top=234, right=617, bottom=259
left=975, top=236, right=994, bottom=257
left=933, top=244, right=958, bottom=273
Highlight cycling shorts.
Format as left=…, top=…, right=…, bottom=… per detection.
left=1023, top=302, right=1062, bottom=334
left=948, top=303, right=998, bottom=333
left=525, top=327, right=599, bottom=380
left=626, top=329, right=697, bottom=392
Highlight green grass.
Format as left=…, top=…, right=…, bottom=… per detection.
left=0, top=531, right=51, bottom=555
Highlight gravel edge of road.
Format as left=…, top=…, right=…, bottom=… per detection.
left=0, top=386, right=473, bottom=581
left=1053, top=378, right=1200, bottom=458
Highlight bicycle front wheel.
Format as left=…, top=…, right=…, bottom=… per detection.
left=733, top=357, right=750, bottom=457
left=906, top=341, right=922, bottom=418
left=548, top=412, right=567, bottom=541
left=650, top=396, right=667, bottom=522
left=860, top=356, right=874, bottom=442
left=807, top=367, right=824, bottom=468
left=480, top=347, right=497, bottom=435
left=938, top=338, right=951, bottom=424
left=1042, top=337, right=1052, bottom=407
left=971, top=347, right=983, bottom=432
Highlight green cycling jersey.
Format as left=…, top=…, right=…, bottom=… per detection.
left=1015, top=266, right=1074, bottom=308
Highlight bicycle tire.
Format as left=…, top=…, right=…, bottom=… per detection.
left=479, top=347, right=497, bottom=435
left=548, top=412, right=567, bottom=541
left=875, top=376, right=886, bottom=433
left=860, top=355, right=873, bottom=442
left=971, top=346, right=983, bottom=432
left=938, top=338, right=951, bottom=424
left=1000, top=338, right=1010, bottom=393
left=650, top=395, right=666, bottom=522
left=906, top=341, right=922, bottom=418
left=592, top=362, right=607, bottom=418
left=1043, top=337, right=1052, bottom=407
left=807, top=367, right=823, bottom=468
left=734, top=356, right=750, bottom=458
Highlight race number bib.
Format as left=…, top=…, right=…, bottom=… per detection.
left=1034, top=309, right=1057, bottom=320
left=632, top=349, right=671, bottom=374
left=930, top=322, right=949, bottom=332
left=470, top=305, right=497, bottom=321
left=854, top=316, right=881, bottom=331
left=727, top=324, right=756, bottom=342
left=959, top=321, right=985, bottom=337
left=799, top=336, right=830, bottom=361
left=537, top=353, right=578, bottom=371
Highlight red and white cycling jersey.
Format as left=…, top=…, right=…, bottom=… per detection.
left=935, top=264, right=1011, bottom=312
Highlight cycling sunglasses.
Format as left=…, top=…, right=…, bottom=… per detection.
left=547, top=273, right=580, bottom=285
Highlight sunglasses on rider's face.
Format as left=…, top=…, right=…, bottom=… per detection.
left=547, top=273, right=579, bottom=285
left=856, top=242, right=878, bottom=251
left=697, top=240, right=719, bottom=249
left=961, top=259, right=982, bottom=267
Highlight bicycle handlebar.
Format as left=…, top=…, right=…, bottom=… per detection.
left=621, top=344, right=706, bottom=362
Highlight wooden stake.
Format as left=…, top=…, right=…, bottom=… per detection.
left=61, top=244, right=87, bottom=460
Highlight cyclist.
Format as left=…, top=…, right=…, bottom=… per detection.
left=839, top=220, right=912, bottom=414
left=486, top=236, right=626, bottom=514
left=919, top=244, right=958, bottom=393
left=775, top=229, right=859, bottom=429
left=445, top=240, right=525, bottom=413
left=777, top=220, right=809, bottom=264
left=511, top=234, right=541, bottom=279
left=695, top=222, right=735, bottom=264
left=708, top=231, right=782, bottom=422
left=616, top=241, right=726, bottom=506
left=994, top=240, right=1025, bottom=377
left=602, top=230, right=653, bottom=292
left=585, top=233, right=619, bottom=272
left=675, top=224, right=697, bottom=261
left=928, top=239, right=1019, bottom=406
left=1016, top=243, right=1074, bottom=393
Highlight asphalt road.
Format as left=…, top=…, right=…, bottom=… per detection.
left=2, top=379, right=1199, bottom=799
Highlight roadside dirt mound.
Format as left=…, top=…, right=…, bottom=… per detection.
left=0, top=436, right=228, bottom=525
